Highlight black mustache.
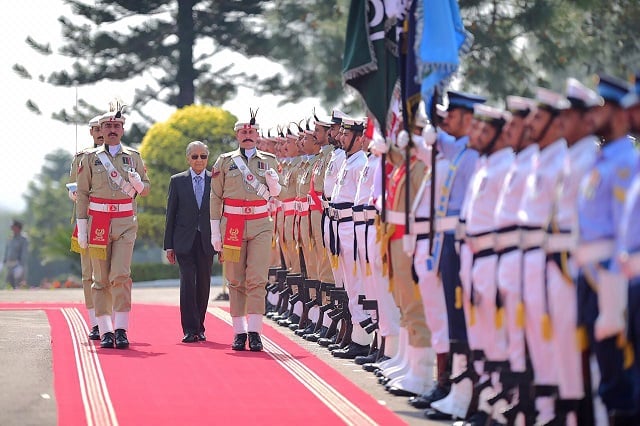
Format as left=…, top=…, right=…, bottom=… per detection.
left=242, top=139, right=253, bottom=143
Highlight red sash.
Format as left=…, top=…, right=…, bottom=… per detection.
left=88, top=197, right=134, bottom=260
left=222, top=199, right=269, bottom=263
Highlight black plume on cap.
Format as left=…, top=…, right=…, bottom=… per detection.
left=249, top=108, right=259, bottom=126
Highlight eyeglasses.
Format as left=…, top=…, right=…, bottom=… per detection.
left=190, top=154, right=208, bottom=160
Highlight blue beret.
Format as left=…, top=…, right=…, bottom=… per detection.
left=446, top=91, right=486, bottom=111
left=597, top=73, right=630, bottom=105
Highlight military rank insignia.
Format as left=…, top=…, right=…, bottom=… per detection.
left=229, top=163, right=238, bottom=171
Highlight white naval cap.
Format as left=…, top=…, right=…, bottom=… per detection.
left=506, top=96, right=536, bottom=116
left=473, top=103, right=509, bottom=124
left=565, top=78, right=604, bottom=109
left=89, top=115, right=102, bottom=127
left=331, top=109, right=349, bottom=124
left=435, top=104, right=448, bottom=119
left=535, top=87, right=571, bottom=112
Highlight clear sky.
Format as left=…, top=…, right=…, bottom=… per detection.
left=0, top=0, right=321, bottom=212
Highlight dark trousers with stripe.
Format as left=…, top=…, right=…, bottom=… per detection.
left=576, top=273, right=635, bottom=413
left=439, top=233, right=467, bottom=343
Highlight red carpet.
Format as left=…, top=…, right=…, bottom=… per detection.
left=0, top=303, right=406, bottom=426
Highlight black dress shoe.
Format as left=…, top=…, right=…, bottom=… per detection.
left=354, top=350, right=378, bottom=365
left=318, top=335, right=337, bottom=347
left=332, top=342, right=370, bottom=359
left=88, top=325, right=100, bottom=340
left=100, top=332, right=115, bottom=348
left=424, top=407, right=454, bottom=421
left=387, top=386, right=418, bottom=397
left=115, top=329, right=129, bottom=349
left=248, top=332, right=263, bottom=352
left=232, top=333, right=247, bottom=351
left=198, top=332, right=206, bottom=341
left=452, top=410, right=489, bottom=426
left=409, top=385, right=450, bottom=408
left=182, top=333, right=199, bottom=343
left=295, top=323, right=315, bottom=337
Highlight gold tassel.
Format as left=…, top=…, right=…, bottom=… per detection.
left=388, top=277, right=394, bottom=293
left=381, top=255, right=388, bottom=277
left=413, top=283, right=421, bottom=300
left=495, top=307, right=504, bottom=329
left=375, top=216, right=382, bottom=243
left=469, top=305, right=476, bottom=326
left=89, top=246, right=107, bottom=260
left=271, top=236, right=276, bottom=248
left=516, top=301, right=525, bottom=329
left=541, top=313, right=553, bottom=341
left=70, top=238, right=81, bottom=254
left=623, top=341, right=635, bottom=370
left=223, top=246, right=241, bottom=263
left=576, top=326, right=589, bottom=351
left=366, top=262, right=372, bottom=277
left=352, top=261, right=357, bottom=276
left=331, top=255, right=339, bottom=270
left=455, top=286, right=462, bottom=309
left=616, top=332, right=626, bottom=349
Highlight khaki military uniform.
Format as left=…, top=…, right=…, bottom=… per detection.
left=210, top=148, right=279, bottom=317
left=76, top=144, right=150, bottom=331
left=310, top=145, right=335, bottom=284
left=70, top=149, right=96, bottom=311
left=280, top=156, right=302, bottom=274
left=383, top=153, right=431, bottom=347
left=296, top=155, right=319, bottom=280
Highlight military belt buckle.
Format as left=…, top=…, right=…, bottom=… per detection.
left=243, top=206, right=254, bottom=214
left=108, top=204, right=119, bottom=212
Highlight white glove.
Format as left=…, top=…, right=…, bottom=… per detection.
left=396, top=130, right=409, bottom=149
left=128, top=170, right=145, bottom=194
left=368, top=134, right=389, bottom=155
left=210, top=219, right=222, bottom=252
left=77, top=218, right=89, bottom=249
left=66, top=182, right=78, bottom=202
left=594, top=270, right=628, bottom=341
left=422, top=124, right=437, bottom=146
left=265, top=169, right=281, bottom=197
left=414, top=141, right=433, bottom=165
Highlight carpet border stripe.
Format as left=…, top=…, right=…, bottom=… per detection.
left=208, top=306, right=378, bottom=426
left=61, top=308, right=118, bottom=426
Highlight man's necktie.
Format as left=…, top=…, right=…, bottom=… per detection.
left=194, top=175, right=203, bottom=208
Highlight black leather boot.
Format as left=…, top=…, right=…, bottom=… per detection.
left=232, top=333, right=247, bottom=351
left=248, top=332, right=263, bottom=352
left=114, top=329, right=129, bottom=349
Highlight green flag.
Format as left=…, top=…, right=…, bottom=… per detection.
left=342, top=0, right=398, bottom=132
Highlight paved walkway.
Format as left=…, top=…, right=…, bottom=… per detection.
left=0, top=284, right=447, bottom=426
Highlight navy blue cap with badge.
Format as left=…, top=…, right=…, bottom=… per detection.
left=446, top=91, right=487, bottom=111
left=596, top=73, right=631, bottom=106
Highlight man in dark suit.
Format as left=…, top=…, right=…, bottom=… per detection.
left=164, top=141, right=215, bottom=343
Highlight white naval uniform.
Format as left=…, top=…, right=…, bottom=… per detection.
left=546, top=135, right=597, bottom=400
left=323, top=148, right=346, bottom=288
left=494, top=143, right=539, bottom=373
left=332, top=150, right=372, bottom=345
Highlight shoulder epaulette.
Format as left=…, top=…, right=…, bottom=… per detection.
left=258, top=150, right=277, bottom=159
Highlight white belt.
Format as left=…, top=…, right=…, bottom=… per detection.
left=466, top=233, right=495, bottom=253
left=620, top=251, right=640, bottom=279
left=521, top=229, right=545, bottom=250
left=283, top=201, right=296, bottom=211
left=295, top=201, right=310, bottom=212
left=224, top=204, right=269, bottom=215
left=89, top=201, right=133, bottom=212
left=495, top=230, right=521, bottom=251
left=364, top=209, right=378, bottom=220
left=385, top=210, right=409, bottom=225
left=333, top=208, right=353, bottom=220
left=439, top=216, right=459, bottom=232
left=575, top=240, right=615, bottom=266
left=353, top=211, right=366, bottom=222
left=545, top=232, right=577, bottom=253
